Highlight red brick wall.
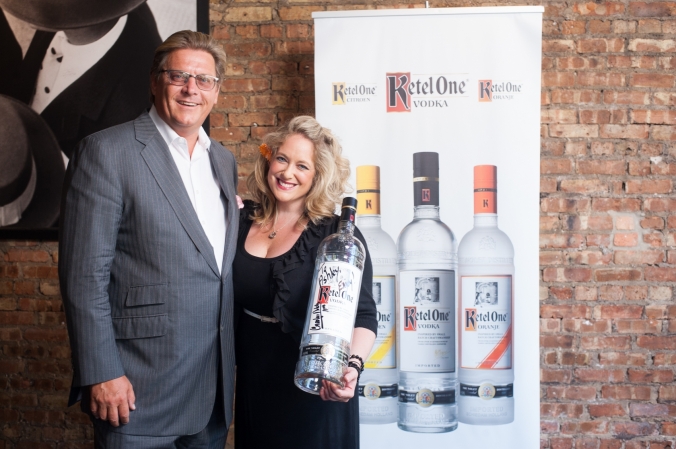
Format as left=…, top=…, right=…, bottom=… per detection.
left=1, top=1, right=675, bottom=448
left=539, top=1, right=676, bottom=447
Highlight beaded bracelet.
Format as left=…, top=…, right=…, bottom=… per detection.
left=347, top=361, right=363, bottom=382
left=349, top=354, right=364, bottom=371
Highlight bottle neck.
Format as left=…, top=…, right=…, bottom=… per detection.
left=339, top=207, right=357, bottom=235
left=339, top=219, right=356, bottom=235
left=413, top=179, right=439, bottom=207
left=473, top=213, right=498, bottom=227
left=413, top=205, right=440, bottom=219
left=474, top=188, right=497, bottom=214
left=357, top=190, right=380, bottom=215
left=356, top=215, right=382, bottom=228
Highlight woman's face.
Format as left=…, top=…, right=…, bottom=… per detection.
left=267, top=134, right=316, bottom=209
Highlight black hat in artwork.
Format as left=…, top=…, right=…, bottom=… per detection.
left=0, top=0, right=146, bottom=29
left=0, top=94, right=65, bottom=228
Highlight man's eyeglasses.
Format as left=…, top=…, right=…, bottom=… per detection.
left=160, top=70, right=219, bottom=91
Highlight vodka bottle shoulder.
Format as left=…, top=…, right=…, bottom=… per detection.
left=356, top=166, right=398, bottom=424
left=458, top=165, right=515, bottom=425
left=294, top=197, right=365, bottom=395
left=397, top=152, right=458, bottom=433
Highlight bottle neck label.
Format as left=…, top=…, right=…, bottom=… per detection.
left=340, top=204, right=357, bottom=223
left=474, top=188, right=497, bottom=214
left=414, top=179, right=439, bottom=206
left=357, top=189, right=380, bottom=215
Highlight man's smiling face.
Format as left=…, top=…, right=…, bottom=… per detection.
left=151, top=48, right=219, bottom=139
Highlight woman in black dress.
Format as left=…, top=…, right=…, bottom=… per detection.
left=233, top=116, right=377, bottom=449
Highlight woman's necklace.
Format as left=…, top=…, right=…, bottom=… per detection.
left=267, top=213, right=301, bottom=239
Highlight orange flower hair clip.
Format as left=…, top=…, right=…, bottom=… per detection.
left=259, top=143, right=272, bottom=161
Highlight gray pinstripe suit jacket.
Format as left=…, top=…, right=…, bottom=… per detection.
left=59, top=112, right=238, bottom=436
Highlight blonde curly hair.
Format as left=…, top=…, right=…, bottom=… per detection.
left=247, top=116, right=351, bottom=226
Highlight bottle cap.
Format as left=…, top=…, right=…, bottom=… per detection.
left=413, top=152, right=439, bottom=179
left=473, top=165, right=497, bottom=214
left=341, top=196, right=358, bottom=211
left=356, top=166, right=380, bottom=215
left=356, top=165, right=380, bottom=191
left=474, top=165, right=497, bottom=190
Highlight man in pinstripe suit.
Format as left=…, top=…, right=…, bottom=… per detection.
left=59, top=31, right=237, bottom=448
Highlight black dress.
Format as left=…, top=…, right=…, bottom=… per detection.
left=233, top=202, right=377, bottom=449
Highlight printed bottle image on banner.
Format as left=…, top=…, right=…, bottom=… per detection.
left=357, top=166, right=399, bottom=425
left=313, top=6, right=543, bottom=448
left=458, top=165, right=515, bottom=425
left=396, top=152, right=458, bottom=433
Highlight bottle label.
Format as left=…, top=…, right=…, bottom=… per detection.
left=357, top=189, right=380, bottom=215
left=413, top=179, right=439, bottom=206
left=398, top=270, right=455, bottom=372
left=307, top=261, right=363, bottom=342
left=399, top=388, right=456, bottom=406
left=474, top=188, right=497, bottom=214
left=359, top=383, right=399, bottom=399
left=460, top=275, right=513, bottom=369
left=459, top=383, right=513, bottom=399
left=365, top=276, right=396, bottom=369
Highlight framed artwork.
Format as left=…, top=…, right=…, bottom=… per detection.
left=0, top=0, right=209, bottom=239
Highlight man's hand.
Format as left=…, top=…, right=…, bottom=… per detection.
left=90, top=375, right=136, bottom=427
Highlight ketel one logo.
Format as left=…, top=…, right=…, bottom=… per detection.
left=386, top=72, right=411, bottom=112
left=465, top=308, right=477, bottom=331
left=332, top=82, right=377, bottom=105
left=479, top=80, right=492, bottom=102
left=422, top=189, right=431, bottom=202
left=404, top=306, right=417, bottom=331
left=479, top=79, right=523, bottom=102
left=319, top=285, right=331, bottom=304
left=387, top=72, right=468, bottom=112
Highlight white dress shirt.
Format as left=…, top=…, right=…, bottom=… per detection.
left=30, top=15, right=127, bottom=115
left=149, top=106, right=226, bottom=273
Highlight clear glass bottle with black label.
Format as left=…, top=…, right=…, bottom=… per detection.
left=396, top=152, right=458, bottom=432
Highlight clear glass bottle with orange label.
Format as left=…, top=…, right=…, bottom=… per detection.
left=356, top=166, right=398, bottom=424
left=458, top=165, right=515, bottom=425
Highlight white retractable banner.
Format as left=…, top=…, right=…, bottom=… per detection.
left=314, top=6, right=543, bottom=449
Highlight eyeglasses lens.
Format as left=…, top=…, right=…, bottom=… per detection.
left=166, top=71, right=216, bottom=90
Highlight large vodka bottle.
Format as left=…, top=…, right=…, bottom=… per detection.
left=356, top=166, right=398, bottom=424
left=294, top=197, right=366, bottom=394
left=458, top=165, right=514, bottom=425
left=396, top=152, right=458, bottom=433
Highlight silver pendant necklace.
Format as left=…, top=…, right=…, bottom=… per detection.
left=268, top=214, right=300, bottom=239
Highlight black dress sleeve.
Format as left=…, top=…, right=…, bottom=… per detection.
left=353, top=225, right=378, bottom=335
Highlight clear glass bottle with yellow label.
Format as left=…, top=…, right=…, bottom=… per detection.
left=356, top=166, right=398, bottom=424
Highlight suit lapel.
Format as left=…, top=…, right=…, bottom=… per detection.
left=209, top=144, right=238, bottom=279
left=135, top=113, right=220, bottom=277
